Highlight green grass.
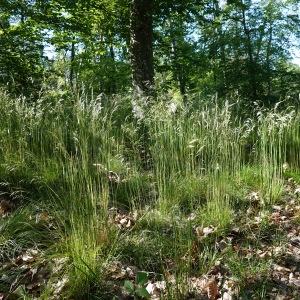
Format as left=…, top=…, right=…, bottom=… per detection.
left=0, top=89, right=300, bottom=298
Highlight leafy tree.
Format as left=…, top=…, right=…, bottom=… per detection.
left=0, top=0, right=45, bottom=96
left=0, top=0, right=299, bottom=104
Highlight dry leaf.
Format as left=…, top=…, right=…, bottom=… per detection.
left=108, top=171, right=120, bottom=183
left=119, top=218, right=128, bottom=226
left=146, top=282, right=155, bottom=294
left=273, top=264, right=291, bottom=273
left=222, top=291, right=232, bottom=300
left=247, top=192, right=260, bottom=202
left=146, top=281, right=166, bottom=299
left=205, top=278, right=219, bottom=300
left=282, top=162, right=289, bottom=172
left=35, top=211, right=50, bottom=223
left=53, top=276, right=68, bottom=296
left=195, top=225, right=215, bottom=241
left=272, top=205, right=282, bottom=211
left=294, top=187, right=300, bottom=195
left=289, top=277, right=300, bottom=287
left=0, top=199, right=13, bottom=216
left=187, top=213, right=196, bottom=221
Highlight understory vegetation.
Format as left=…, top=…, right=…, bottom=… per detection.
left=1, top=0, right=300, bottom=298
left=1, top=89, right=300, bottom=299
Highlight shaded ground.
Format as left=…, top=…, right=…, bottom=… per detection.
left=1, top=177, right=300, bottom=299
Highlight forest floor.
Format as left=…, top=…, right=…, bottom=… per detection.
left=1, top=93, right=300, bottom=299
left=1, top=174, right=300, bottom=299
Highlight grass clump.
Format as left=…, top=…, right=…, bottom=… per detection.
left=0, top=90, right=300, bottom=298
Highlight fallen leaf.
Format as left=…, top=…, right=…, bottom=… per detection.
left=294, top=187, right=300, bottom=195
left=222, top=291, right=232, bottom=300
left=187, top=213, right=196, bottom=221
left=0, top=199, right=13, bottom=216
left=195, top=225, right=215, bottom=241
left=247, top=192, right=260, bottom=202
left=35, top=211, right=50, bottom=223
left=53, top=276, right=68, bottom=296
left=205, top=278, right=219, bottom=300
left=146, top=282, right=155, bottom=294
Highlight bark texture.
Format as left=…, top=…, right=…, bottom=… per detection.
left=130, top=0, right=154, bottom=94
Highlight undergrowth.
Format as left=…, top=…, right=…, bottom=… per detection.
left=0, top=89, right=300, bottom=299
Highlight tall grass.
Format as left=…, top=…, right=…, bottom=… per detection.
left=1, top=89, right=300, bottom=297
left=257, top=108, right=295, bottom=203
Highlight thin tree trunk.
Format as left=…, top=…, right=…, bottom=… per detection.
left=171, top=38, right=186, bottom=99
left=266, top=24, right=273, bottom=98
left=130, top=0, right=154, bottom=94
left=241, top=5, right=257, bottom=100
left=213, top=0, right=227, bottom=95
left=130, top=0, right=154, bottom=169
left=70, top=41, right=75, bottom=89
left=109, top=44, right=117, bottom=94
left=255, top=19, right=267, bottom=61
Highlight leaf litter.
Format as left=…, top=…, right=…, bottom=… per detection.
left=2, top=178, right=300, bottom=299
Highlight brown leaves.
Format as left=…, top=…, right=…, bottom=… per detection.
left=189, top=276, right=219, bottom=300
left=246, top=191, right=261, bottom=205
left=33, top=210, right=56, bottom=230
left=195, top=225, right=216, bottom=241
left=15, top=249, right=39, bottom=265
left=0, top=198, right=13, bottom=217
left=1, top=248, right=70, bottom=299
left=35, top=211, right=50, bottom=223
left=146, top=280, right=166, bottom=299
left=4, top=249, right=52, bottom=297
left=52, top=276, right=69, bottom=298
left=92, top=164, right=121, bottom=183
left=107, top=261, right=137, bottom=280
left=272, top=262, right=300, bottom=290
left=222, top=279, right=239, bottom=300
left=205, top=278, right=219, bottom=300
left=294, top=187, right=300, bottom=196
left=109, top=208, right=138, bottom=230
left=186, top=261, right=238, bottom=300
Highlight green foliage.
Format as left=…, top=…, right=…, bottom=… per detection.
left=124, top=272, right=150, bottom=299
left=0, top=85, right=300, bottom=297
left=0, top=0, right=299, bottom=101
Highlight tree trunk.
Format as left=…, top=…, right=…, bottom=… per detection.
left=109, top=45, right=117, bottom=94
left=171, top=38, right=186, bottom=99
left=266, top=24, right=273, bottom=98
left=70, top=41, right=75, bottom=89
left=213, top=0, right=227, bottom=95
left=241, top=4, right=258, bottom=101
left=130, top=0, right=154, bottom=94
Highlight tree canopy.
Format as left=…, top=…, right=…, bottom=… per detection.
left=0, top=0, right=299, bottom=103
